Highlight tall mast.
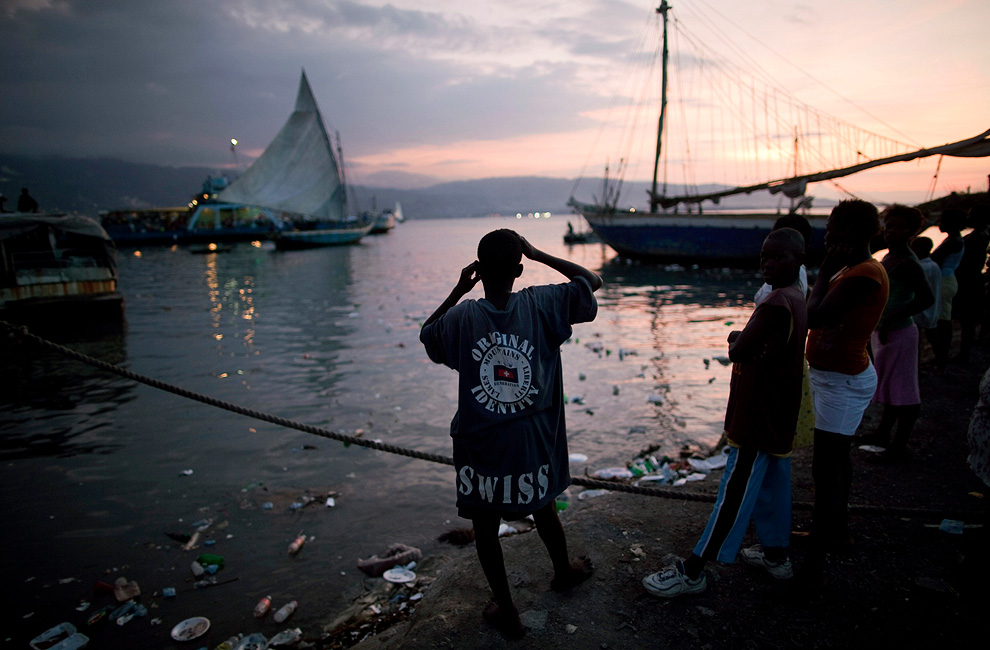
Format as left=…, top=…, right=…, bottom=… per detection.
left=649, top=1, right=671, bottom=213
left=336, top=130, right=349, bottom=215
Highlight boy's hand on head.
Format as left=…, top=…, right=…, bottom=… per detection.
left=455, top=261, right=481, bottom=294
left=517, top=235, right=537, bottom=260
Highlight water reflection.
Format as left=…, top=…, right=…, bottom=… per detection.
left=0, top=333, right=132, bottom=459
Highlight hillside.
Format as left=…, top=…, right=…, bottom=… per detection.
left=1, top=153, right=823, bottom=220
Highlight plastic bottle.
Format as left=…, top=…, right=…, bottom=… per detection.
left=253, top=595, right=272, bottom=618
left=273, top=600, right=297, bottom=623
left=288, top=534, right=306, bottom=554
left=214, top=635, right=241, bottom=650
left=267, top=628, right=303, bottom=647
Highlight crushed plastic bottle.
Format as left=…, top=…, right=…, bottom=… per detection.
left=115, top=602, right=147, bottom=626
left=273, top=600, right=298, bottom=623
left=108, top=601, right=136, bottom=624
left=267, top=628, right=303, bottom=647
left=253, top=595, right=272, bottom=618
left=234, top=632, right=268, bottom=650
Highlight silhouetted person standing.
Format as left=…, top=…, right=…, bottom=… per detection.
left=17, top=188, right=39, bottom=213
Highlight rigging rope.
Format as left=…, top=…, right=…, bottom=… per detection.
left=1, top=320, right=974, bottom=519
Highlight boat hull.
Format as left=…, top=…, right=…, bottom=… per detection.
left=581, top=210, right=826, bottom=266
left=370, top=212, right=396, bottom=235
left=0, top=289, right=124, bottom=327
left=274, top=223, right=373, bottom=250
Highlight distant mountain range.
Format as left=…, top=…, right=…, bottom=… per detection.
left=0, top=153, right=832, bottom=219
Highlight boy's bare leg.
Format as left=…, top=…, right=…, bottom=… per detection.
left=472, top=514, right=525, bottom=638
left=532, top=502, right=594, bottom=591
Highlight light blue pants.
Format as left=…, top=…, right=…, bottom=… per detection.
left=692, top=446, right=792, bottom=563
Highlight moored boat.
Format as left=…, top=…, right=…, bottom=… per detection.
left=370, top=209, right=396, bottom=235
left=0, top=212, right=123, bottom=325
left=569, top=2, right=990, bottom=266
left=275, top=218, right=374, bottom=249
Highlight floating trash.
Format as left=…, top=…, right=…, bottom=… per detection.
left=939, top=519, right=965, bottom=534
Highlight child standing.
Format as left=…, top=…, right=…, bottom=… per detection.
left=642, top=228, right=808, bottom=596
left=863, top=206, right=934, bottom=462
left=803, top=200, right=889, bottom=586
left=420, top=229, right=602, bottom=636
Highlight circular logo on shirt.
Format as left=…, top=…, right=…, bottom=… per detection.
left=478, top=345, right=533, bottom=404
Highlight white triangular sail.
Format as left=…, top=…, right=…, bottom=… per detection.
left=219, top=70, right=345, bottom=220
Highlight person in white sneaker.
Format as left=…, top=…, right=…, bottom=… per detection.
left=643, top=229, right=807, bottom=597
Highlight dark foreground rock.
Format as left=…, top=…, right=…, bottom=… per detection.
left=327, top=345, right=989, bottom=650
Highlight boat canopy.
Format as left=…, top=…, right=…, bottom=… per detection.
left=0, top=213, right=113, bottom=242
left=218, top=71, right=346, bottom=221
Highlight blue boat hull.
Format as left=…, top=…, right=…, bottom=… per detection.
left=582, top=211, right=827, bottom=266
left=274, top=223, right=373, bottom=250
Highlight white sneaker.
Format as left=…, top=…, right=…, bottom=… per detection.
left=642, top=560, right=707, bottom=597
left=739, top=545, right=793, bottom=580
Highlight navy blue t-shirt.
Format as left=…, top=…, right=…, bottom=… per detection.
left=421, top=277, right=597, bottom=516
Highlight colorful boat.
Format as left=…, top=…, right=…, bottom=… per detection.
left=0, top=212, right=123, bottom=325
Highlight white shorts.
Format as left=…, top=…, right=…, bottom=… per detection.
left=808, top=363, right=877, bottom=436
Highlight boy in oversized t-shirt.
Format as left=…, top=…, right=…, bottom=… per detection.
left=420, top=229, right=602, bottom=637
left=642, top=228, right=808, bottom=597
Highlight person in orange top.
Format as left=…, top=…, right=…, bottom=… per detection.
left=803, top=200, right=889, bottom=586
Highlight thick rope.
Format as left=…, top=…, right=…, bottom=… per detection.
left=1, top=320, right=452, bottom=467
left=1, top=320, right=976, bottom=519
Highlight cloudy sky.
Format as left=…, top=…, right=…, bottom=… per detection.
left=1, top=0, right=987, bottom=203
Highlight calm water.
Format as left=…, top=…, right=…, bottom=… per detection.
left=1, top=217, right=763, bottom=647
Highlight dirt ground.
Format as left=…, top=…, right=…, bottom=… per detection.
left=318, top=338, right=990, bottom=650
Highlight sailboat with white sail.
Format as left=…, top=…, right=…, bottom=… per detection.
left=206, top=70, right=373, bottom=249
left=568, top=1, right=990, bottom=265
